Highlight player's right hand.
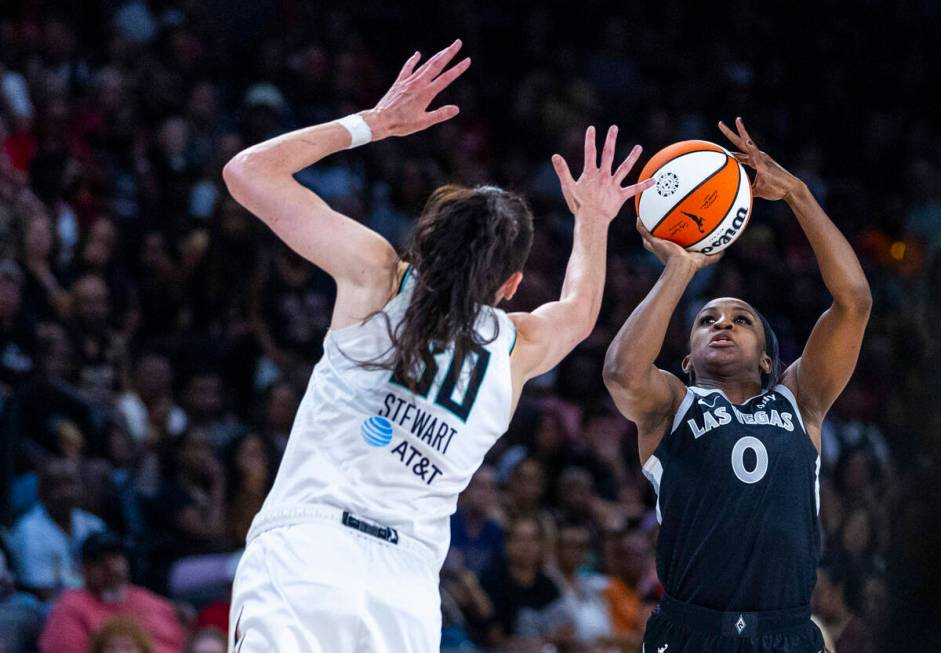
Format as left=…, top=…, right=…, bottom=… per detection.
left=552, top=125, right=655, bottom=224
left=636, top=217, right=723, bottom=271
left=362, top=39, right=471, bottom=140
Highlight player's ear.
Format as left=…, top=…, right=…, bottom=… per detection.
left=500, top=271, right=524, bottom=301
left=759, top=353, right=772, bottom=375
left=681, top=355, right=692, bottom=375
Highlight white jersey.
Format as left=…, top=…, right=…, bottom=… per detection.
left=248, top=268, right=516, bottom=566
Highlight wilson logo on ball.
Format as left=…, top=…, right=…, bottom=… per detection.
left=635, top=140, right=753, bottom=254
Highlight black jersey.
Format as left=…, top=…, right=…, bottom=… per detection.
left=643, top=384, right=820, bottom=612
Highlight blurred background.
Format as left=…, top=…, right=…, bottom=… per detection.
left=0, top=1, right=939, bottom=652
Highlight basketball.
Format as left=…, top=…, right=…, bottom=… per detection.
left=635, top=140, right=752, bottom=254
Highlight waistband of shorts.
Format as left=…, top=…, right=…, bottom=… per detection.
left=246, top=504, right=434, bottom=560
left=656, top=593, right=812, bottom=638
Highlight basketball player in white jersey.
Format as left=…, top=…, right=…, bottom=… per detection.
left=221, top=39, right=655, bottom=652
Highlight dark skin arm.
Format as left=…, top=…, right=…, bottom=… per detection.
left=719, top=118, right=872, bottom=446
left=603, top=225, right=722, bottom=462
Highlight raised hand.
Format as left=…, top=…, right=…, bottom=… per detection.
left=551, top=125, right=655, bottom=223
left=636, top=217, right=723, bottom=271
left=364, top=40, right=471, bottom=140
left=718, top=117, right=803, bottom=201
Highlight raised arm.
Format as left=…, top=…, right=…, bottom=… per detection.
left=509, top=125, right=654, bottom=391
left=222, top=40, right=470, bottom=328
left=603, top=223, right=719, bottom=460
left=719, top=118, right=872, bottom=435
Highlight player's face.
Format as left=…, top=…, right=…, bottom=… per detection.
left=687, top=298, right=768, bottom=381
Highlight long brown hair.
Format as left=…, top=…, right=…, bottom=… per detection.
left=380, top=184, right=534, bottom=388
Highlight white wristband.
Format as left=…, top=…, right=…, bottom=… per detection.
left=337, top=114, right=373, bottom=149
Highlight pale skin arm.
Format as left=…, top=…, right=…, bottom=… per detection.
left=222, top=41, right=471, bottom=329
left=719, top=118, right=872, bottom=442
left=603, top=223, right=722, bottom=462
left=509, top=126, right=654, bottom=405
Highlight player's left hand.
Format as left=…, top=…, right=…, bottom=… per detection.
left=363, top=39, right=471, bottom=140
left=552, top=125, right=655, bottom=223
left=718, top=117, right=804, bottom=202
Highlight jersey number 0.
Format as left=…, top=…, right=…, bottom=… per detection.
left=731, top=436, right=769, bottom=484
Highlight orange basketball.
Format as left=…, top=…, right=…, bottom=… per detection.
left=635, top=140, right=752, bottom=254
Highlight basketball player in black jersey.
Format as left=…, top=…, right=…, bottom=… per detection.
left=603, top=118, right=871, bottom=653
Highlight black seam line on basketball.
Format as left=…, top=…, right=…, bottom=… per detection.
left=648, top=152, right=729, bottom=234
left=683, top=158, right=742, bottom=248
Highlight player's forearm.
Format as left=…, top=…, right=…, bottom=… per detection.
left=224, top=115, right=368, bottom=183
left=604, top=258, right=695, bottom=384
left=557, top=215, right=609, bottom=338
left=785, top=183, right=872, bottom=311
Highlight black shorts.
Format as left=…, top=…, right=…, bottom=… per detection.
left=643, top=594, right=827, bottom=653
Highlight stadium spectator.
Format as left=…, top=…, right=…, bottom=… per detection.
left=149, top=427, right=227, bottom=589
left=38, top=532, right=184, bottom=653
left=222, top=432, right=272, bottom=548
left=184, top=627, right=227, bottom=653
left=479, top=515, right=574, bottom=651
left=0, top=536, right=44, bottom=653
left=180, top=371, right=241, bottom=450
left=115, top=352, right=186, bottom=444
left=550, top=522, right=614, bottom=651
left=449, top=464, right=504, bottom=576
left=85, top=616, right=154, bottom=653
left=257, top=380, right=298, bottom=459
left=602, top=531, right=651, bottom=645
left=812, top=558, right=875, bottom=653
left=8, top=458, right=105, bottom=600
left=0, top=260, right=33, bottom=397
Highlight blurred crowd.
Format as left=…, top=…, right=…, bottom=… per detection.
left=1, top=1, right=939, bottom=652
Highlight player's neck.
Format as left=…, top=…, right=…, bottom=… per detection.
left=693, top=376, right=764, bottom=405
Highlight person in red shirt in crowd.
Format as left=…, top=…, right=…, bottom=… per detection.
left=38, top=532, right=185, bottom=653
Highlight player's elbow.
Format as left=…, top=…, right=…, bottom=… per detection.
left=222, top=154, right=251, bottom=199
left=602, top=356, right=630, bottom=391
left=222, top=151, right=261, bottom=194
left=835, top=283, right=873, bottom=317
left=602, top=348, right=648, bottom=393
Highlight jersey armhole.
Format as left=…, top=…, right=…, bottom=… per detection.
left=326, top=264, right=413, bottom=343
left=773, top=383, right=807, bottom=433
left=668, top=388, right=696, bottom=436
left=396, top=264, right=413, bottom=295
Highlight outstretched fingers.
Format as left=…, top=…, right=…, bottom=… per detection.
left=622, top=176, right=656, bottom=199
left=421, top=104, right=460, bottom=129
left=411, top=39, right=463, bottom=83
left=718, top=120, right=746, bottom=150
left=427, top=57, right=471, bottom=95
left=395, top=51, right=421, bottom=83
left=583, top=126, right=598, bottom=171
left=735, top=117, right=758, bottom=151
left=614, top=144, right=644, bottom=184
left=552, top=154, right=578, bottom=211
left=600, top=125, right=618, bottom=173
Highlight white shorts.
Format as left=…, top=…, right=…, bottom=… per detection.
left=229, top=507, right=441, bottom=653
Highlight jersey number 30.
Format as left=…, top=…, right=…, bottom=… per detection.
left=731, top=436, right=769, bottom=484
left=392, top=344, right=491, bottom=422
